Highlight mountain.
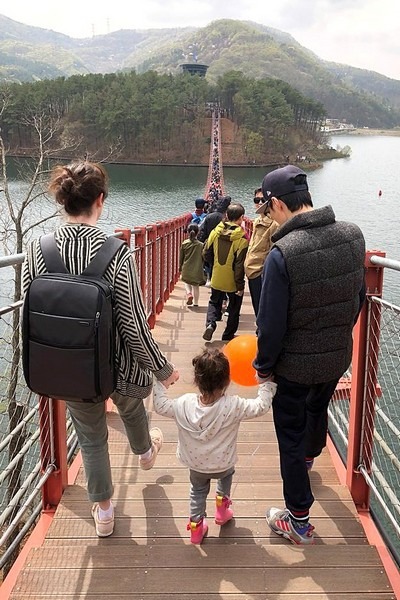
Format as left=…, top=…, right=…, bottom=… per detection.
left=1, top=15, right=400, bottom=128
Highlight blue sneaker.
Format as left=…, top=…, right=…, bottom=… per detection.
left=266, top=507, right=315, bottom=545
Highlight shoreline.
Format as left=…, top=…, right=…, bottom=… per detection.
left=8, top=128, right=399, bottom=169
left=348, top=128, right=400, bottom=137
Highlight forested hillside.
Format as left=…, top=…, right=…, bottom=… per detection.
left=0, top=70, right=326, bottom=165
left=1, top=15, right=400, bottom=128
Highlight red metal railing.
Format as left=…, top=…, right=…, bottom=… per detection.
left=346, top=250, right=385, bottom=508
left=117, top=215, right=189, bottom=329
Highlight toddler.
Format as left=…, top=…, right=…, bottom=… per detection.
left=153, top=347, right=276, bottom=544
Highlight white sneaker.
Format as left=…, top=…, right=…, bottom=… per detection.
left=91, top=503, right=114, bottom=537
left=139, top=427, right=163, bottom=470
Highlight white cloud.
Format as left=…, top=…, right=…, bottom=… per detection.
left=1, top=0, right=400, bottom=79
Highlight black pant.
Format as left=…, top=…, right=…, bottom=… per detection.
left=206, top=288, right=243, bottom=339
left=248, top=275, right=262, bottom=316
left=272, top=374, right=339, bottom=518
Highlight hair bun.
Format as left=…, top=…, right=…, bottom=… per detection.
left=61, top=177, right=74, bottom=194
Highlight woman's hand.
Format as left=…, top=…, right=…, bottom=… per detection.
left=161, top=368, right=179, bottom=388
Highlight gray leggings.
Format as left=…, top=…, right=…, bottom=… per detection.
left=67, top=391, right=152, bottom=503
left=189, top=466, right=235, bottom=522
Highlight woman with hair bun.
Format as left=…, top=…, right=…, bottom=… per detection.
left=23, top=161, right=179, bottom=538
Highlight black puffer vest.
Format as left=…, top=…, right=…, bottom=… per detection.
left=272, top=205, right=365, bottom=385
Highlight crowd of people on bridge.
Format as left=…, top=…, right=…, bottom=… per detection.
left=22, top=130, right=366, bottom=547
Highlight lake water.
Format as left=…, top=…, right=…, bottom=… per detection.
left=98, top=134, right=399, bottom=256
left=2, top=133, right=400, bottom=303
left=98, top=133, right=399, bottom=303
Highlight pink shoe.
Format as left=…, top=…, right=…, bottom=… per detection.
left=215, top=495, right=233, bottom=525
left=187, top=518, right=208, bottom=544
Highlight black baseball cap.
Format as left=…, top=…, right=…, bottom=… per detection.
left=256, top=165, right=308, bottom=214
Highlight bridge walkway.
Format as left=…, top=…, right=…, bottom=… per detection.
left=8, top=282, right=394, bottom=599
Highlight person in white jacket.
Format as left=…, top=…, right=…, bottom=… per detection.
left=153, top=347, right=276, bottom=544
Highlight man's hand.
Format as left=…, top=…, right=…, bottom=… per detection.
left=235, top=289, right=244, bottom=297
left=256, top=372, right=274, bottom=384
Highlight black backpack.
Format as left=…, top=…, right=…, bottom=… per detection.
left=22, top=233, right=125, bottom=402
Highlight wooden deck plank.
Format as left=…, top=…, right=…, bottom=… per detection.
left=24, top=544, right=383, bottom=568
left=56, top=498, right=359, bottom=520
left=73, top=468, right=344, bottom=486
left=10, top=595, right=396, bottom=600
left=10, top=566, right=393, bottom=595
left=44, top=515, right=368, bottom=541
left=7, top=282, right=395, bottom=599
left=59, top=481, right=359, bottom=501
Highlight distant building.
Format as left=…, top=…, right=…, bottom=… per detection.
left=321, top=118, right=355, bottom=133
left=180, top=63, right=209, bottom=77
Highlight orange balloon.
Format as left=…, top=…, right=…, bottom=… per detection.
left=223, top=334, right=258, bottom=387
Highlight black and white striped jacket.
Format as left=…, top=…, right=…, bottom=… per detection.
left=22, top=223, right=173, bottom=399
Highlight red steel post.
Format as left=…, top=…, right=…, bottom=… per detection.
left=156, top=222, right=166, bottom=313
left=165, top=220, right=173, bottom=297
left=147, top=224, right=158, bottom=329
left=39, top=397, right=68, bottom=511
left=133, top=227, right=147, bottom=306
left=346, top=250, right=385, bottom=509
left=114, top=228, right=131, bottom=247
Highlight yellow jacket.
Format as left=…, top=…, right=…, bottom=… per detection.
left=203, top=221, right=249, bottom=292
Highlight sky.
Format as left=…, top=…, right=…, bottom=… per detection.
left=2, top=0, right=400, bottom=81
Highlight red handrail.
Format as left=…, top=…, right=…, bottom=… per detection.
left=346, top=249, right=385, bottom=509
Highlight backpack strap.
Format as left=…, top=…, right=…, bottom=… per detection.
left=40, top=233, right=125, bottom=276
left=40, top=233, right=68, bottom=274
left=82, top=236, right=125, bottom=277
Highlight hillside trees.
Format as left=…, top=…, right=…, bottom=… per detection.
left=216, top=71, right=325, bottom=157
left=1, top=69, right=326, bottom=164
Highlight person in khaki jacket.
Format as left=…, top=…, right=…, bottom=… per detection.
left=244, top=188, right=279, bottom=315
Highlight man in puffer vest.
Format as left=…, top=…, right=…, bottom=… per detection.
left=202, top=203, right=249, bottom=342
left=253, top=165, right=366, bottom=545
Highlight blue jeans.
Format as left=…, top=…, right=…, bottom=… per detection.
left=67, top=391, right=152, bottom=502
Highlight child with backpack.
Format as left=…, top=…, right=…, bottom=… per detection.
left=184, top=198, right=207, bottom=231
left=153, top=347, right=276, bottom=544
left=179, top=223, right=206, bottom=306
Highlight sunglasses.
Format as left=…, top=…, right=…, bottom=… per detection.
left=253, top=196, right=265, bottom=204
left=257, top=198, right=272, bottom=215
